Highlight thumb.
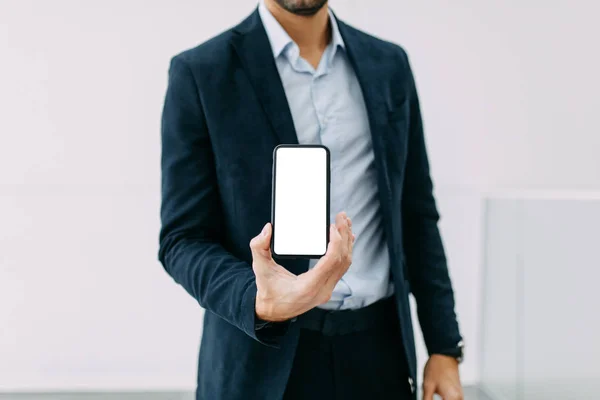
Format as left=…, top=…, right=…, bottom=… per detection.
left=249, top=223, right=273, bottom=263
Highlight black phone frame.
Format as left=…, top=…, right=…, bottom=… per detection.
left=271, top=144, right=331, bottom=259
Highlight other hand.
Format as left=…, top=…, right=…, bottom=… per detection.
left=422, top=354, right=463, bottom=400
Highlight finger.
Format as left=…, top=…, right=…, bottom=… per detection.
left=300, top=224, right=342, bottom=285
left=347, top=217, right=353, bottom=242
left=322, top=223, right=352, bottom=293
left=335, top=212, right=350, bottom=248
left=439, top=385, right=463, bottom=400
left=334, top=214, right=351, bottom=267
left=249, top=223, right=273, bottom=264
left=345, top=217, right=353, bottom=254
left=422, top=382, right=435, bottom=400
left=334, top=212, right=352, bottom=269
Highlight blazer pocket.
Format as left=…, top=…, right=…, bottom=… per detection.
left=386, top=98, right=410, bottom=148
left=383, top=104, right=410, bottom=162
left=387, top=95, right=409, bottom=119
left=387, top=104, right=409, bottom=127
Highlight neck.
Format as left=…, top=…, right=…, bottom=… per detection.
left=264, top=0, right=331, bottom=53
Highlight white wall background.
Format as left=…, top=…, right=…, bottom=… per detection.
left=1, top=0, right=599, bottom=392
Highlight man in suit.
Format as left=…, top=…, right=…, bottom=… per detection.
left=159, top=0, right=464, bottom=399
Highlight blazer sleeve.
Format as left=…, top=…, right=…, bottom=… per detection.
left=399, top=51, right=463, bottom=355
left=158, top=55, right=282, bottom=347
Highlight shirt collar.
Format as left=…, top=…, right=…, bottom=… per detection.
left=258, top=0, right=345, bottom=60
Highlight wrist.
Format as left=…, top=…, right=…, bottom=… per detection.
left=255, top=292, right=271, bottom=321
left=431, top=354, right=460, bottom=365
left=255, top=292, right=288, bottom=322
left=434, top=340, right=465, bottom=364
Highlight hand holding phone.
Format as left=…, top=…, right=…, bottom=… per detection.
left=249, top=212, right=354, bottom=322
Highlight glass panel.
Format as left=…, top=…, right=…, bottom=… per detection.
left=481, top=198, right=600, bottom=400
left=520, top=199, right=600, bottom=399
left=480, top=198, right=521, bottom=400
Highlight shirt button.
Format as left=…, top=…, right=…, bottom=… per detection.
left=408, top=377, right=415, bottom=394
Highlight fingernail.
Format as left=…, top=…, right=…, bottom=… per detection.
left=261, top=223, right=269, bottom=236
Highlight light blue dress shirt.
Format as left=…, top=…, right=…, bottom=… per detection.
left=258, top=1, right=393, bottom=310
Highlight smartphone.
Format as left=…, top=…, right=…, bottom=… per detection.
left=271, top=144, right=330, bottom=259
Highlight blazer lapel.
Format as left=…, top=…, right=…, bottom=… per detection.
left=336, top=19, right=393, bottom=207
left=231, top=10, right=299, bottom=146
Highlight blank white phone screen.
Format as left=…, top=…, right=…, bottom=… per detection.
left=273, top=146, right=328, bottom=257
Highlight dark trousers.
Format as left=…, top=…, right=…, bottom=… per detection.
left=283, top=298, right=413, bottom=400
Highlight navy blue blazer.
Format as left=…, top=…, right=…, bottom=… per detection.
left=159, top=8, right=461, bottom=400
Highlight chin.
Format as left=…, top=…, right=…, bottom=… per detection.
left=276, top=0, right=328, bottom=16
